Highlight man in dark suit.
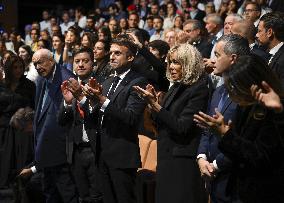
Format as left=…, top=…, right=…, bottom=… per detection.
left=82, top=38, right=147, bottom=203
left=31, top=49, right=78, bottom=203
left=257, top=12, right=284, bottom=88
left=197, top=34, right=250, bottom=203
left=183, top=19, right=213, bottom=58
left=58, top=48, right=102, bottom=203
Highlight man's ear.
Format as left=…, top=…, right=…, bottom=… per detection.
left=230, top=54, right=238, bottom=64
left=267, top=28, right=273, bottom=38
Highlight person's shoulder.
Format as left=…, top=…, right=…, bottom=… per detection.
left=60, top=66, right=76, bottom=80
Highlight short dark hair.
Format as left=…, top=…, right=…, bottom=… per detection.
left=260, top=12, right=284, bottom=41
left=245, top=1, right=261, bottom=12
left=224, top=54, right=283, bottom=104
left=153, top=15, right=164, bottom=22
left=148, top=40, right=170, bottom=59
left=218, top=34, right=250, bottom=56
left=96, top=39, right=111, bottom=52
left=73, top=47, right=94, bottom=63
left=111, top=37, right=138, bottom=57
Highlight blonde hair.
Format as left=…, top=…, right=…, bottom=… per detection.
left=166, top=43, right=204, bottom=85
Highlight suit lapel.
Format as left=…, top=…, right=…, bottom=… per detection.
left=220, top=97, right=232, bottom=114
left=163, top=84, right=181, bottom=109
left=34, top=79, right=45, bottom=123
left=37, top=65, right=61, bottom=123
left=110, top=71, right=134, bottom=101
left=269, top=45, right=284, bottom=69
left=102, top=77, right=113, bottom=96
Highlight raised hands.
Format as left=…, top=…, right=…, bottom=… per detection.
left=194, top=108, right=232, bottom=136
left=133, top=84, right=162, bottom=112
left=251, top=81, right=283, bottom=113
left=81, top=77, right=106, bottom=104
left=61, top=80, right=74, bottom=105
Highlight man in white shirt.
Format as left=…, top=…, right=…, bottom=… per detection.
left=60, top=11, right=75, bottom=35
left=75, top=7, right=87, bottom=29
left=39, top=10, right=51, bottom=33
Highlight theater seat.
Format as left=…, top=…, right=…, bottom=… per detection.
left=138, top=135, right=153, bottom=169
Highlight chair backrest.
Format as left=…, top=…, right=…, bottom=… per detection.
left=138, top=134, right=153, bottom=168
left=143, top=140, right=157, bottom=172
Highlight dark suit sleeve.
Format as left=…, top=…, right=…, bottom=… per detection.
left=104, top=78, right=147, bottom=127
left=156, top=83, right=208, bottom=137
left=197, top=131, right=209, bottom=155
left=57, top=100, right=74, bottom=127
left=219, top=120, right=283, bottom=170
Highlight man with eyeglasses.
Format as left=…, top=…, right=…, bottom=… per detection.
left=244, top=2, right=261, bottom=27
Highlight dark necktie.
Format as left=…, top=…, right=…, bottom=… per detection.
left=107, top=76, right=120, bottom=98
left=41, top=80, right=49, bottom=112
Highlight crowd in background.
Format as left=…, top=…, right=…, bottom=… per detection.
left=0, top=0, right=284, bottom=203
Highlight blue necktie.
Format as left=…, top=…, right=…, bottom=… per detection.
left=217, top=87, right=228, bottom=112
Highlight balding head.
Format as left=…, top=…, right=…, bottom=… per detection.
left=231, top=20, right=256, bottom=44
left=32, top=49, right=55, bottom=78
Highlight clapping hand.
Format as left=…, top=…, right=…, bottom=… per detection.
left=81, top=77, right=106, bottom=104
left=61, top=80, right=74, bottom=105
left=193, top=108, right=232, bottom=136
left=251, top=81, right=283, bottom=113
left=133, top=84, right=162, bottom=112
left=67, top=78, right=84, bottom=101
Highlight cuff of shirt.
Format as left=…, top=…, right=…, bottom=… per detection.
left=197, top=154, right=207, bottom=161
left=100, top=98, right=110, bottom=112
left=31, top=166, right=37, bottom=173
left=213, top=160, right=219, bottom=171
left=78, top=96, right=87, bottom=107
left=63, top=100, right=72, bottom=108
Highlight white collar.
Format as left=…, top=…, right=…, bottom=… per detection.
left=249, top=42, right=255, bottom=50
left=269, top=42, right=284, bottom=56
left=216, top=29, right=223, bottom=40
left=115, top=69, right=130, bottom=80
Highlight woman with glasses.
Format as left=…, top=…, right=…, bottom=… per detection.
left=134, top=43, right=208, bottom=203
left=194, top=55, right=284, bottom=203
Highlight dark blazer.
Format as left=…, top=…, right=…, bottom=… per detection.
left=195, top=38, right=213, bottom=59
left=155, top=77, right=209, bottom=203
left=197, top=85, right=237, bottom=202
left=99, top=70, right=147, bottom=169
left=219, top=105, right=284, bottom=203
left=192, top=9, right=206, bottom=22
left=33, top=65, right=75, bottom=169
left=269, top=45, right=284, bottom=89
left=251, top=44, right=270, bottom=63
left=57, top=99, right=99, bottom=164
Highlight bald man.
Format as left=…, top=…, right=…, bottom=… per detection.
left=231, top=20, right=269, bottom=62
left=31, top=49, right=78, bottom=202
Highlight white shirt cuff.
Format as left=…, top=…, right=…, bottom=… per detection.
left=78, top=96, right=87, bottom=107
left=197, top=154, right=207, bottom=161
left=213, top=160, right=219, bottom=171
left=100, top=98, right=110, bottom=112
left=31, top=166, right=37, bottom=173
left=63, top=100, right=72, bottom=108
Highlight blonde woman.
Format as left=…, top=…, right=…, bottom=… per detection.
left=134, top=43, right=208, bottom=203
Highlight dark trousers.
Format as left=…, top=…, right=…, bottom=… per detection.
left=73, top=146, right=102, bottom=203
left=42, top=164, right=78, bottom=203
left=99, top=158, right=137, bottom=203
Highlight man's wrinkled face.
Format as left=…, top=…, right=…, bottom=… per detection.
left=183, top=23, right=200, bottom=43
left=32, top=53, right=54, bottom=78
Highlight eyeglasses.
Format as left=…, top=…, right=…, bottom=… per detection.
left=244, top=9, right=259, bottom=13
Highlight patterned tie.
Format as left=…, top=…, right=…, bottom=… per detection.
left=107, top=76, right=120, bottom=98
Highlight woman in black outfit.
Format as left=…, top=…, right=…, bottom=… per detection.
left=0, top=56, right=35, bottom=188
left=134, top=43, right=209, bottom=203
left=194, top=55, right=284, bottom=203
